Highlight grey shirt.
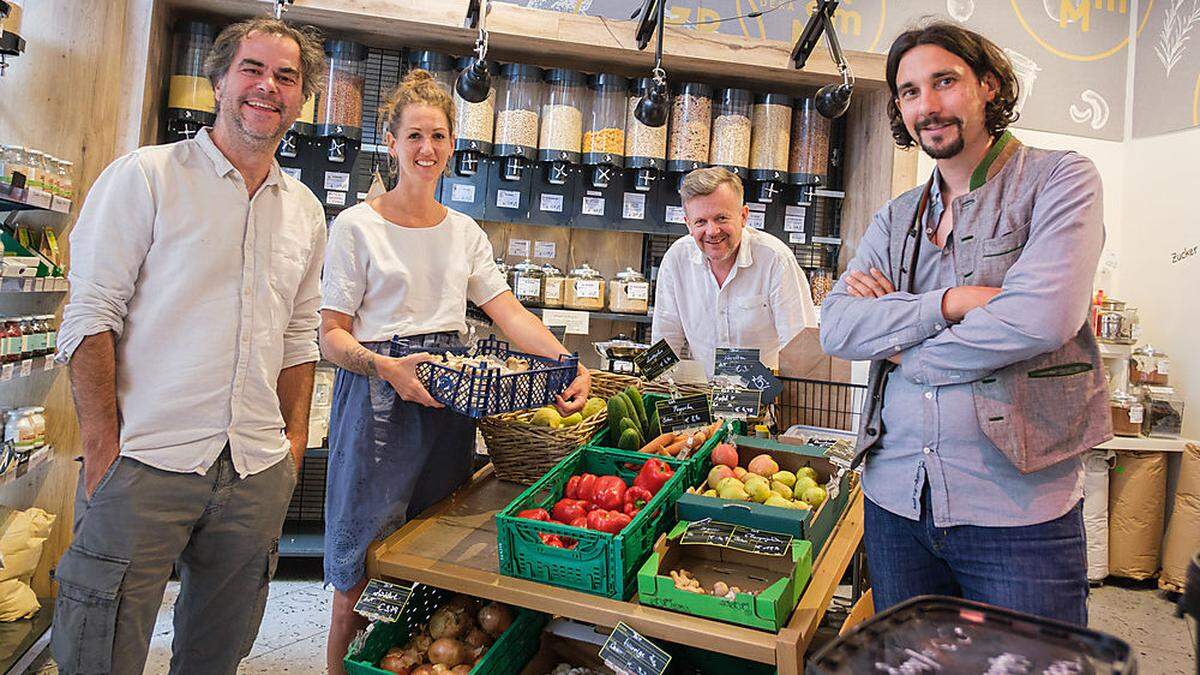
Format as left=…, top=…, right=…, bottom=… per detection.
left=822, top=157, right=1102, bottom=527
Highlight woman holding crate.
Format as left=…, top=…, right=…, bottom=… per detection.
left=317, top=69, right=591, bottom=674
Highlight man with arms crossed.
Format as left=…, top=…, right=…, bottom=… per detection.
left=51, top=18, right=327, bottom=673
left=820, top=22, right=1110, bottom=625
left=652, top=167, right=816, bottom=378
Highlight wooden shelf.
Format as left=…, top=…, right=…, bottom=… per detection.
left=0, top=277, right=67, bottom=293
left=0, top=356, right=58, bottom=383
left=0, top=191, right=70, bottom=215
left=369, top=466, right=864, bottom=674
left=1096, top=436, right=1195, bottom=453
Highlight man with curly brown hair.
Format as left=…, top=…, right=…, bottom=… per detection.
left=820, top=22, right=1110, bottom=625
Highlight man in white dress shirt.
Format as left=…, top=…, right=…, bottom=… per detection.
left=50, top=19, right=327, bottom=675
left=652, top=167, right=817, bottom=378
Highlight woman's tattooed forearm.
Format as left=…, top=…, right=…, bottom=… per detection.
left=345, top=345, right=378, bottom=376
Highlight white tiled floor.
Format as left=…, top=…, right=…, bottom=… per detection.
left=25, top=565, right=1198, bottom=674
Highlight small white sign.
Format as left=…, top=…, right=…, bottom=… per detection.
left=789, top=232, right=807, bottom=244
left=747, top=212, right=766, bottom=230
left=574, top=279, right=602, bottom=299
left=626, top=282, right=650, bottom=301
left=541, top=309, right=591, bottom=335
left=21, top=278, right=32, bottom=292
left=582, top=196, right=605, bottom=216
left=450, top=183, right=476, bottom=203
left=323, top=171, right=351, bottom=192
left=812, top=236, right=842, bottom=245
left=281, top=167, right=303, bottom=181
left=19, top=359, right=31, bottom=377
left=496, top=189, right=521, bottom=209
left=43, top=355, right=54, bottom=371
left=746, top=202, right=767, bottom=212
left=534, top=241, right=557, bottom=259
left=665, top=205, right=686, bottom=224
left=516, top=277, right=542, bottom=297
left=540, top=193, right=565, bottom=213
left=785, top=205, right=807, bottom=217
left=0, top=363, right=11, bottom=381
left=508, top=239, right=531, bottom=258
left=784, top=215, right=806, bottom=233
left=325, top=191, right=347, bottom=206
left=622, top=193, right=646, bottom=220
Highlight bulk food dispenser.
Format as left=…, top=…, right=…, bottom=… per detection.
left=662, top=81, right=711, bottom=233
left=440, top=56, right=499, bottom=219
left=406, top=50, right=454, bottom=94
left=623, top=77, right=669, bottom=231
left=166, top=21, right=217, bottom=141
left=709, top=88, right=752, bottom=181
left=314, top=39, right=367, bottom=209
left=528, top=68, right=585, bottom=226
left=575, top=73, right=632, bottom=229
left=485, top=63, right=542, bottom=220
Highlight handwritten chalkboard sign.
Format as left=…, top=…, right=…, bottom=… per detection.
left=728, top=527, right=793, bottom=557
left=680, top=520, right=738, bottom=547
left=712, top=387, right=763, bottom=419
left=599, top=622, right=672, bottom=675
left=715, top=348, right=761, bottom=376
left=634, top=340, right=679, bottom=381
left=713, top=351, right=782, bottom=405
left=352, top=579, right=413, bottom=623
left=655, top=394, right=712, bottom=433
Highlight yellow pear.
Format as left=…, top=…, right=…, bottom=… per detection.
left=771, top=470, right=797, bottom=488
left=771, top=481, right=794, bottom=501
left=764, top=495, right=793, bottom=509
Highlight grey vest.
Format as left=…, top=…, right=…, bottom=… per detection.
left=853, top=138, right=1113, bottom=474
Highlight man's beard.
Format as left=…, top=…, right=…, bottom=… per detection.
left=217, top=95, right=291, bottom=148
left=916, top=117, right=964, bottom=160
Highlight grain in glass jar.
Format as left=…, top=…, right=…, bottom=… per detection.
left=406, top=50, right=454, bottom=95
left=317, top=40, right=368, bottom=138
left=507, top=260, right=546, bottom=307
left=1109, top=390, right=1144, bottom=437
left=564, top=264, right=606, bottom=311
left=788, top=96, right=831, bottom=185
left=541, top=264, right=566, bottom=308
left=607, top=268, right=650, bottom=315
left=709, top=88, right=752, bottom=179
left=583, top=74, right=628, bottom=164
left=750, top=93, right=792, bottom=181
left=667, top=82, right=712, bottom=172
left=1142, top=386, right=1184, bottom=437
left=539, top=69, right=586, bottom=163
left=494, top=64, right=543, bottom=158
left=454, top=57, right=499, bottom=154
left=625, top=77, right=668, bottom=171
left=1130, top=345, right=1169, bottom=385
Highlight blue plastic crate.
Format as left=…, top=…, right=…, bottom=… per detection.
left=390, top=334, right=579, bottom=419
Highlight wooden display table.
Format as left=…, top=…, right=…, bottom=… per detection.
left=369, top=466, right=864, bottom=674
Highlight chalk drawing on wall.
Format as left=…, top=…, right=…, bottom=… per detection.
left=1004, top=48, right=1042, bottom=114
left=1155, top=0, right=1200, bottom=77
left=1069, top=89, right=1111, bottom=130
left=1043, top=0, right=1077, bottom=24
left=947, top=0, right=976, bottom=22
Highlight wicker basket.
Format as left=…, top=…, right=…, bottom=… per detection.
left=589, top=370, right=711, bottom=399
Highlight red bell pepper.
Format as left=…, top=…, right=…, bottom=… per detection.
left=589, top=475, right=628, bottom=511
left=623, top=486, right=653, bottom=517
left=539, top=533, right=565, bottom=547
left=633, top=458, right=673, bottom=496
left=551, top=498, right=590, bottom=524
left=517, top=508, right=551, bottom=522
left=566, top=473, right=600, bottom=502
left=586, top=509, right=632, bottom=534
left=570, top=516, right=588, bottom=528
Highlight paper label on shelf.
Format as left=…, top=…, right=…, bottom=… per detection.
left=1129, top=404, right=1144, bottom=424
left=789, top=232, right=807, bottom=244
left=626, top=282, right=649, bottom=301
left=574, top=279, right=601, bottom=299
left=1158, top=361, right=1170, bottom=375
left=544, top=283, right=561, bottom=301
left=26, top=190, right=51, bottom=210
left=35, top=277, right=45, bottom=292
left=622, top=192, right=646, bottom=220
left=539, top=193, right=564, bottom=213
left=534, top=241, right=557, bottom=259
left=352, top=579, right=412, bottom=623
left=496, top=189, right=521, bottom=209
left=50, top=195, right=72, bottom=213
left=43, top=356, right=53, bottom=371
left=19, top=360, right=31, bottom=377
left=0, top=364, right=11, bottom=381
left=811, top=235, right=842, bottom=245
left=582, top=196, right=605, bottom=216
left=747, top=211, right=766, bottom=230
left=516, top=277, right=541, bottom=297
left=21, top=278, right=32, bottom=292
left=325, top=190, right=346, bottom=206
left=785, top=205, right=807, bottom=217
left=450, top=183, right=476, bottom=203
left=600, top=622, right=671, bottom=675
left=664, top=205, right=686, bottom=224
left=746, top=202, right=766, bottom=211
left=540, top=309, right=590, bottom=335
left=323, top=171, right=351, bottom=192
left=784, top=214, right=806, bottom=232
left=507, top=239, right=531, bottom=258
left=281, top=167, right=303, bottom=181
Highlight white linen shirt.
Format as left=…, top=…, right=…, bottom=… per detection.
left=56, top=128, right=327, bottom=477
left=651, top=227, right=817, bottom=378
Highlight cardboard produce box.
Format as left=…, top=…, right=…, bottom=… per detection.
left=637, top=521, right=814, bottom=632
left=1107, top=450, right=1167, bottom=580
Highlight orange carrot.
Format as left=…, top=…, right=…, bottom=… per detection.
left=663, top=438, right=690, bottom=456
left=639, top=432, right=678, bottom=454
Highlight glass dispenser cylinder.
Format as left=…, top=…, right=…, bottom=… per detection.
left=667, top=82, right=712, bottom=173
left=539, top=68, right=586, bottom=164
left=709, top=87, right=752, bottom=179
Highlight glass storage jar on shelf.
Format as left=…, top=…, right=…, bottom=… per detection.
left=709, top=88, right=752, bottom=179
left=1109, top=390, right=1144, bottom=437
left=317, top=39, right=368, bottom=137
left=4, top=408, right=36, bottom=457
left=541, top=264, right=566, bottom=309
left=625, top=77, right=668, bottom=172
left=607, top=268, right=650, bottom=315
left=1130, top=345, right=1169, bottom=385
left=1096, top=298, right=1138, bottom=345
left=1142, top=386, right=1184, bottom=437
left=539, top=68, right=586, bottom=164
left=494, top=64, right=543, bottom=159
left=667, top=81, right=713, bottom=172
left=583, top=73, right=628, bottom=165
left=406, top=50, right=454, bottom=94
left=167, top=21, right=217, bottom=137
left=507, top=260, right=546, bottom=307
left=564, top=264, right=606, bottom=311
left=0, top=146, right=20, bottom=194
left=494, top=258, right=510, bottom=280
left=789, top=95, right=832, bottom=186
left=454, top=56, right=499, bottom=155
left=24, top=150, right=43, bottom=192
left=750, top=93, right=792, bottom=181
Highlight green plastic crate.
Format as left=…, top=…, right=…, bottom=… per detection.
left=344, top=584, right=547, bottom=674
left=496, top=446, right=689, bottom=600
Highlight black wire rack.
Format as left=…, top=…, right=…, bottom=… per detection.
left=775, top=377, right=867, bottom=434
left=286, top=451, right=328, bottom=523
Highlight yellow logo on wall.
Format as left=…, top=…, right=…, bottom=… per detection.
left=1010, top=0, right=1154, bottom=61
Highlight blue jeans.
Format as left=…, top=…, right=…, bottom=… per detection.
left=864, top=488, right=1088, bottom=626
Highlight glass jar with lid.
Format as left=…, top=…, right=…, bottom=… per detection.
left=17, top=316, right=32, bottom=360
left=25, top=406, right=45, bottom=449
left=1096, top=298, right=1138, bottom=344
left=494, top=64, right=543, bottom=159
left=1142, top=386, right=1184, bottom=437
left=539, top=68, right=586, bottom=164
left=541, top=264, right=566, bottom=308
left=25, top=150, right=44, bottom=192
left=1130, top=345, right=1169, bottom=385
left=494, top=257, right=510, bottom=279
left=454, top=56, right=499, bottom=155
left=507, top=259, right=546, bottom=307
left=583, top=73, right=628, bottom=166
left=625, top=77, right=668, bottom=171
left=709, top=88, right=752, bottom=180
left=789, top=95, right=832, bottom=186
left=4, top=409, right=36, bottom=457
left=607, top=268, right=650, bottom=315
left=1109, top=390, right=1144, bottom=437
left=41, top=314, right=56, bottom=355
left=564, top=264, right=606, bottom=311
left=667, top=81, right=713, bottom=172
left=317, top=39, right=369, bottom=139
left=406, top=50, right=454, bottom=94
left=750, top=93, right=792, bottom=182
left=167, top=21, right=217, bottom=135
left=2, top=317, right=19, bottom=364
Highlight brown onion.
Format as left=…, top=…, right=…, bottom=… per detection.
left=428, top=638, right=467, bottom=666
left=451, top=666, right=472, bottom=675
left=411, top=665, right=435, bottom=675
left=379, top=652, right=413, bottom=674
left=409, top=633, right=434, bottom=654
left=476, top=603, right=513, bottom=638
left=428, top=607, right=469, bottom=640
left=463, top=628, right=492, bottom=649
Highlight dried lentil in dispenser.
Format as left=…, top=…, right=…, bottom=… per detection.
left=317, top=39, right=368, bottom=138
left=667, top=82, right=713, bottom=172
left=709, top=88, right=752, bottom=178
left=583, top=73, right=628, bottom=163
left=789, top=96, right=831, bottom=185
left=454, top=57, right=499, bottom=154
left=539, top=68, right=586, bottom=163
left=625, top=77, right=667, bottom=170
left=750, top=93, right=792, bottom=180
left=494, top=64, right=543, bottom=158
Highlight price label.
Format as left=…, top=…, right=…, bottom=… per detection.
left=811, top=235, right=842, bottom=245
left=599, top=622, right=671, bottom=675
left=19, top=359, right=32, bottom=377
left=715, top=348, right=761, bottom=375
left=622, top=192, right=646, bottom=220
left=711, top=387, right=762, bottom=419
left=714, top=351, right=783, bottom=405
left=664, top=205, right=686, bottom=224
left=323, top=171, right=351, bottom=192
left=281, top=167, right=303, bottom=181
left=680, top=520, right=737, bottom=547
left=539, top=193, right=564, bottom=213
left=450, top=183, right=476, bottom=203
left=540, top=309, right=590, bottom=335
left=352, top=579, right=413, bottom=624
left=747, top=211, right=766, bottom=230
left=507, top=239, right=531, bottom=258
left=655, top=394, right=712, bottom=433
left=788, top=232, right=807, bottom=245
left=496, top=189, right=521, bottom=209
left=325, top=190, right=347, bottom=206
left=633, top=340, right=679, bottom=382
left=43, top=356, right=54, bottom=372
left=582, top=196, right=606, bottom=216
left=534, top=241, right=557, bottom=259
left=516, top=277, right=541, bottom=297
left=1, top=363, right=12, bottom=381
left=784, top=215, right=806, bottom=233
left=574, top=279, right=601, bottom=299
left=727, top=527, right=793, bottom=556
left=22, top=278, right=33, bottom=292
left=626, top=282, right=649, bottom=301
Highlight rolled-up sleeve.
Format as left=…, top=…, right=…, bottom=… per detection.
left=55, top=154, right=156, bottom=364
left=282, top=207, right=326, bottom=369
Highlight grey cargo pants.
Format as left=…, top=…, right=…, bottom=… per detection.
left=50, top=447, right=297, bottom=675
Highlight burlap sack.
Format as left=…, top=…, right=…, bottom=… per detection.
left=1108, top=451, right=1167, bottom=580
left=1159, top=444, right=1200, bottom=592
